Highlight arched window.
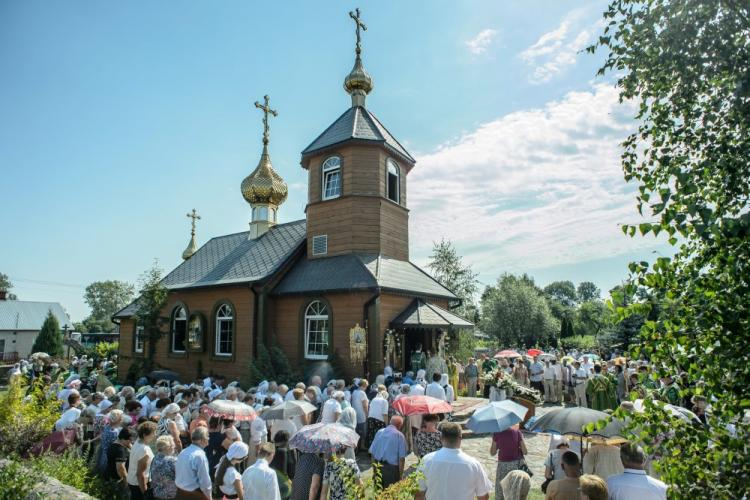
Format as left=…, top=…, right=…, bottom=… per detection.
left=386, top=159, right=400, bottom=203
left=304, top=300, right=330, bottom=360
left=215, top=304, right=234, bottom=356
left=322, top=156, right=342, bottom=200
left=171, top=306, right=187, bottom=353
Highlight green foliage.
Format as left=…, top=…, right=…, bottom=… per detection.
left=447, top=329, right=476, bottom=363
left=243, top=343, right=300, bottom=388
left=269, top=345, right=300, bottom=386
left=427, top=238, right=479, bottom=320
left=481, top=274, right=559, bottom=347
left=0, top=377, right=60, bottom=456
left=134, top=261, right=169, bottom=373
left=0, top=460, right=37, bottom=498
left=334, top=456, right=424, bottom=499
left=28, top=450, right=106, bottom=497
left=83, top=280, right=135, bottom=333
left=575, top=300, right=610, bottom=337
left=95, top=340, right=119, bottom=359
left=126, top=357, right=144, bottom=385
left=592, top=0, right=750, bottom=496
left=30, top=310, right=64, bottom=357
left=559, top=335, right=597, bottom=352
left=576, top=281, right=601, bottom=302
left=0, top=272, right=18, bottom=299
left=543, top=280, right=578, bottom=307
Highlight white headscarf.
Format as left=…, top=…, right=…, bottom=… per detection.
left=384, top=366, right=393, bottom=377
left=226, top=441, right=249, bottom=461
left=440, top=374, right=449, bottom=386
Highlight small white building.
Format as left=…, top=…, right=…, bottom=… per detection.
left=0, top=291, right=72, bottom=361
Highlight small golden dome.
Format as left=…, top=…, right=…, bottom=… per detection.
left=344, top=54, right=373, bottom=98
left=241, top=145, right=288, bottom=206
left=182, top=234, right=198, bottom=260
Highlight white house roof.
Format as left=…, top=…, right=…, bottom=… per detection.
left=0, top=300, right=72, bottom=331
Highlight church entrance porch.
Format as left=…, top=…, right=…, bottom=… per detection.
left=386, top=298, right=473, bottom=376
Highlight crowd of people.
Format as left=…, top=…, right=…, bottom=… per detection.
left=6, top=344, right=703, bottom=500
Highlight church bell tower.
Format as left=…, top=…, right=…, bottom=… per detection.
left=301, top=8, right=416, bottom=261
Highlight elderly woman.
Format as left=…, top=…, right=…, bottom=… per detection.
left=543, top=436, right=577, bottom=492
left=157, top=403, right=183, bottom=453
left=365, top=386, right=389, bottom=448
left=500, top=470, right=531, bottom=500
left=127, top=421, right=157, bottom=500
left=490, top=424, right=527, bottom=500
left=440, top=373, right=455, bottom=404
left=96, top=409, right=125, bottom=473
left=107, top=427, right=136, bottom=498
left=321, top=445, right=362, bottom=500
left=337, top=400, right=358, bottom=461
left=149, top=435, right=177, bottom=500
left=215, top=441, right=248, bottom=499
left=414, top=414, right=442, bottom=458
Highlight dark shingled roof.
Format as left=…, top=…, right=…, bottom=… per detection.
left=390, top=299, right=474, bottom=329
left=272, top=253, right=457, bottom=300
left=301, top=106, right=415, bottom=163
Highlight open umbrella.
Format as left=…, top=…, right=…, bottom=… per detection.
left=633, top=399, right=701, bottom=424
left=495, top=349, right=522, bottom=359
left=527, top=348, right=543, bottom=357
left=148, top=369, right=181, bottom=382
left=261, top=400, right=318, bottom=420
left=289, top=423, right=359, bottom=453
left=531, top=407, right=625, bottom=438
left=467, top=400, right=529, bottom=434
left=581, top=353, right=601, bottom=361
left=539, top=353, right=556, bottom=361
left=206, top=400, right=257, bottom=421
left=392, top=395, right=453, bottom=416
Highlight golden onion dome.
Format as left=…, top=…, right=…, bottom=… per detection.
left=182, top=234, right=198, bottom=260
left=241, top=145, right=288, bottom=206
left=344, top=54, right=373, bottom=98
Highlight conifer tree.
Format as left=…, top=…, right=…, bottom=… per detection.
left=31, top=310, right=63, bottom=357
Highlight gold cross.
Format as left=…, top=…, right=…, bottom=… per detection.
left=186, top=208, right=201, bottom=236
left=349, top=8, right=367, bottom=55
left=254, top=95, right=278, bottom=145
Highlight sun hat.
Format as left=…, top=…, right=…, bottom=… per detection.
left=226, top=441, right=249, bottom=461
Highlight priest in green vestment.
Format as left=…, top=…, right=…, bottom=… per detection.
left=586, top=364, right=615, bottom=411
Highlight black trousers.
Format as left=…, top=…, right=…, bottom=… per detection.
left=378, top=461, right=401, bottom=488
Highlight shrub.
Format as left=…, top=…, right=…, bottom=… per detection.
left=0, top=459, right=37, bottom=499
left=95, top=340, right=119, bottom=360
left=29, top=450, right=106, bottom=497
left=335, top=457, right=424, bottom=499
left=560, top=335, right=597, bottom=351
left=243, top=343, right=301, bottom=388
left=0, top=377, right=59, bottom=456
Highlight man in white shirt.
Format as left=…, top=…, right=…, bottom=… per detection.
left=425, top=373, right=446, bottom=401
left=416, top=422, right=491, bottom=500
left=582, top=356, right=595, bottom=377
left=572, top=361, right=588, bottom=407
left=320, top=391, right=343, bottom=423
left=530, top=356, right=545, bottom=394
left=543, top=360, right=556, bottom=403
left=175, top=427, right=212, bottom=499
left=242, top=442, right=281, bottom=500
left=607, top=443, right=667, bottom=500
left=551, top=359, right=563, bottom=404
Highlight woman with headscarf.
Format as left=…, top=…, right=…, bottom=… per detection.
left=337, top=400, right=358, bottom=461
left=440, top=373, right=455, bottom=405
left=500, top=470, right=531, bottom=500
left=214, top=441, right=248, bottom=499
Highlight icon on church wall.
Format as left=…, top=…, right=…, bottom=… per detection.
left=349, top=323, right=367, bottom=364
left=188, top=313, right=206, bottom=352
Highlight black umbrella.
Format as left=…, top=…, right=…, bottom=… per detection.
left=531, top=407, right=625, bottom=441
left=148, top=369, right=180, bottom=382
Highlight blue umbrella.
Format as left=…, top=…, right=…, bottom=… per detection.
left=466, top=400, right=529, bottom=434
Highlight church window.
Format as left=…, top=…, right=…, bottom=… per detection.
left=386, top=159, right=400, bottom=203
left=304, top=300, right=329, bottom=360
left=322, top=156, right=342, bottom=200
left=171, top=306, right=187, bottom=353
left=134, top=325, right=144, bottom=353
left=215, top=304, right=233, bottom=356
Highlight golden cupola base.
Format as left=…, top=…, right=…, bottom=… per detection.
left=242, top=95, right=288, bottom=239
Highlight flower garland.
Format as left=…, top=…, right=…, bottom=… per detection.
left=482, top=368, right=543, bottom=405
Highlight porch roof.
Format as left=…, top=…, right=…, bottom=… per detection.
left=390, top=299, right=474, bottom=329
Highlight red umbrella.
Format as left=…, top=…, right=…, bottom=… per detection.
left=495, top=349, right=522, bottom=359
left=527, top=348, right=543, bottom=357
left=392, top=395, right=453, bottom=416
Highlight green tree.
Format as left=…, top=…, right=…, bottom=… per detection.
left=0, top=272, right=18, bottom=300
left=83, top=280, right=134, bottom=333
left=543, top=280, right=578, bottom=307
left=592, top=1, right=750, bottom=496
left=134, top=262, right=168, bottom=374
left=575, top=300, right=609, bottom=337
left=480, top=274, right=559, bottom=347
left=427, top=239, right=479, bottom=320
left=576, top=281, right=601, bottom=302
left=30, top=310, right=63, bottom=356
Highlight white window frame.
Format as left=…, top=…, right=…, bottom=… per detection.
left=386, top=159, right=400, bottom=204
left=134, top=325, right=144, bottom=353
left=171, top=306, right=187, bottom=353
left=321, top=156, right=342, bottom=200
left=304, top=301, right=330, bottom=360
left=215, top=304, right=233, bottom=356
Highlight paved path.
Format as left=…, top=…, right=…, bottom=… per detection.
left=358, top=398, right=564, bottom=492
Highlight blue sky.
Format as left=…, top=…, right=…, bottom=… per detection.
left=0, top=1, right=671, bottom=321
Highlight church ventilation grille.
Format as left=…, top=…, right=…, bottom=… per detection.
left=312, top=235, right=328, bottom=256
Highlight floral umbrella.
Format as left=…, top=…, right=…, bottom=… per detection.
left=206, top=400, right=257, bottom=421
left=392, top=395, right=453, bottom=416
left=494, top=349, right=522, bottom=359
left=289, top=423, right=359, bottom=453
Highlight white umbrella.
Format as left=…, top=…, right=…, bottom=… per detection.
left=206, top=400, right=257, bottom=421
left=261, top=400, right=317, bottom=420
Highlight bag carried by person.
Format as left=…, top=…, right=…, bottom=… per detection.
left=540, top=452, right=554, bottom=493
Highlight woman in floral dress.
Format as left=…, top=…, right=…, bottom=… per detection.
left=320, top=446, right=361, bottom=500
left=149, top=435, right=177, bottom=500
left=413, top=414, right=443, bottom=458
left=96, top=409, right=124, bottom=474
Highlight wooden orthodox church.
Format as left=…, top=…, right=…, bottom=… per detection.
left=115, top=10, right=472, bottom=383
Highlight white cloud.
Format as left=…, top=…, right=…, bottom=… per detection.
left=519, top=9, right=602, bottom=83
left=465, top=29, right=498, bottom=55
left=409, top=84, right=657, bottom=280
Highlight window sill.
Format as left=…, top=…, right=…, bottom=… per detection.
left=321, top=194, right=341, bottom=202
left=211, top=353, right=234, bottom=362
left=168, top=351, right=187, bottom=358
left=305, top=355, right=329, bottom=361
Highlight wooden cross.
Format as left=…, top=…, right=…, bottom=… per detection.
left=186, top=208, right=201, bottom=236
left=349, top=8, right=367, bottom=55
left=254, top=95, right=277, bottom=145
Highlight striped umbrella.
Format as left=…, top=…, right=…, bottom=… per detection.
left=289, top=423, right=360, bottom=454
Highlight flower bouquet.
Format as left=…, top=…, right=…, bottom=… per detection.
left=486, top=369, right=543, bottom=405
